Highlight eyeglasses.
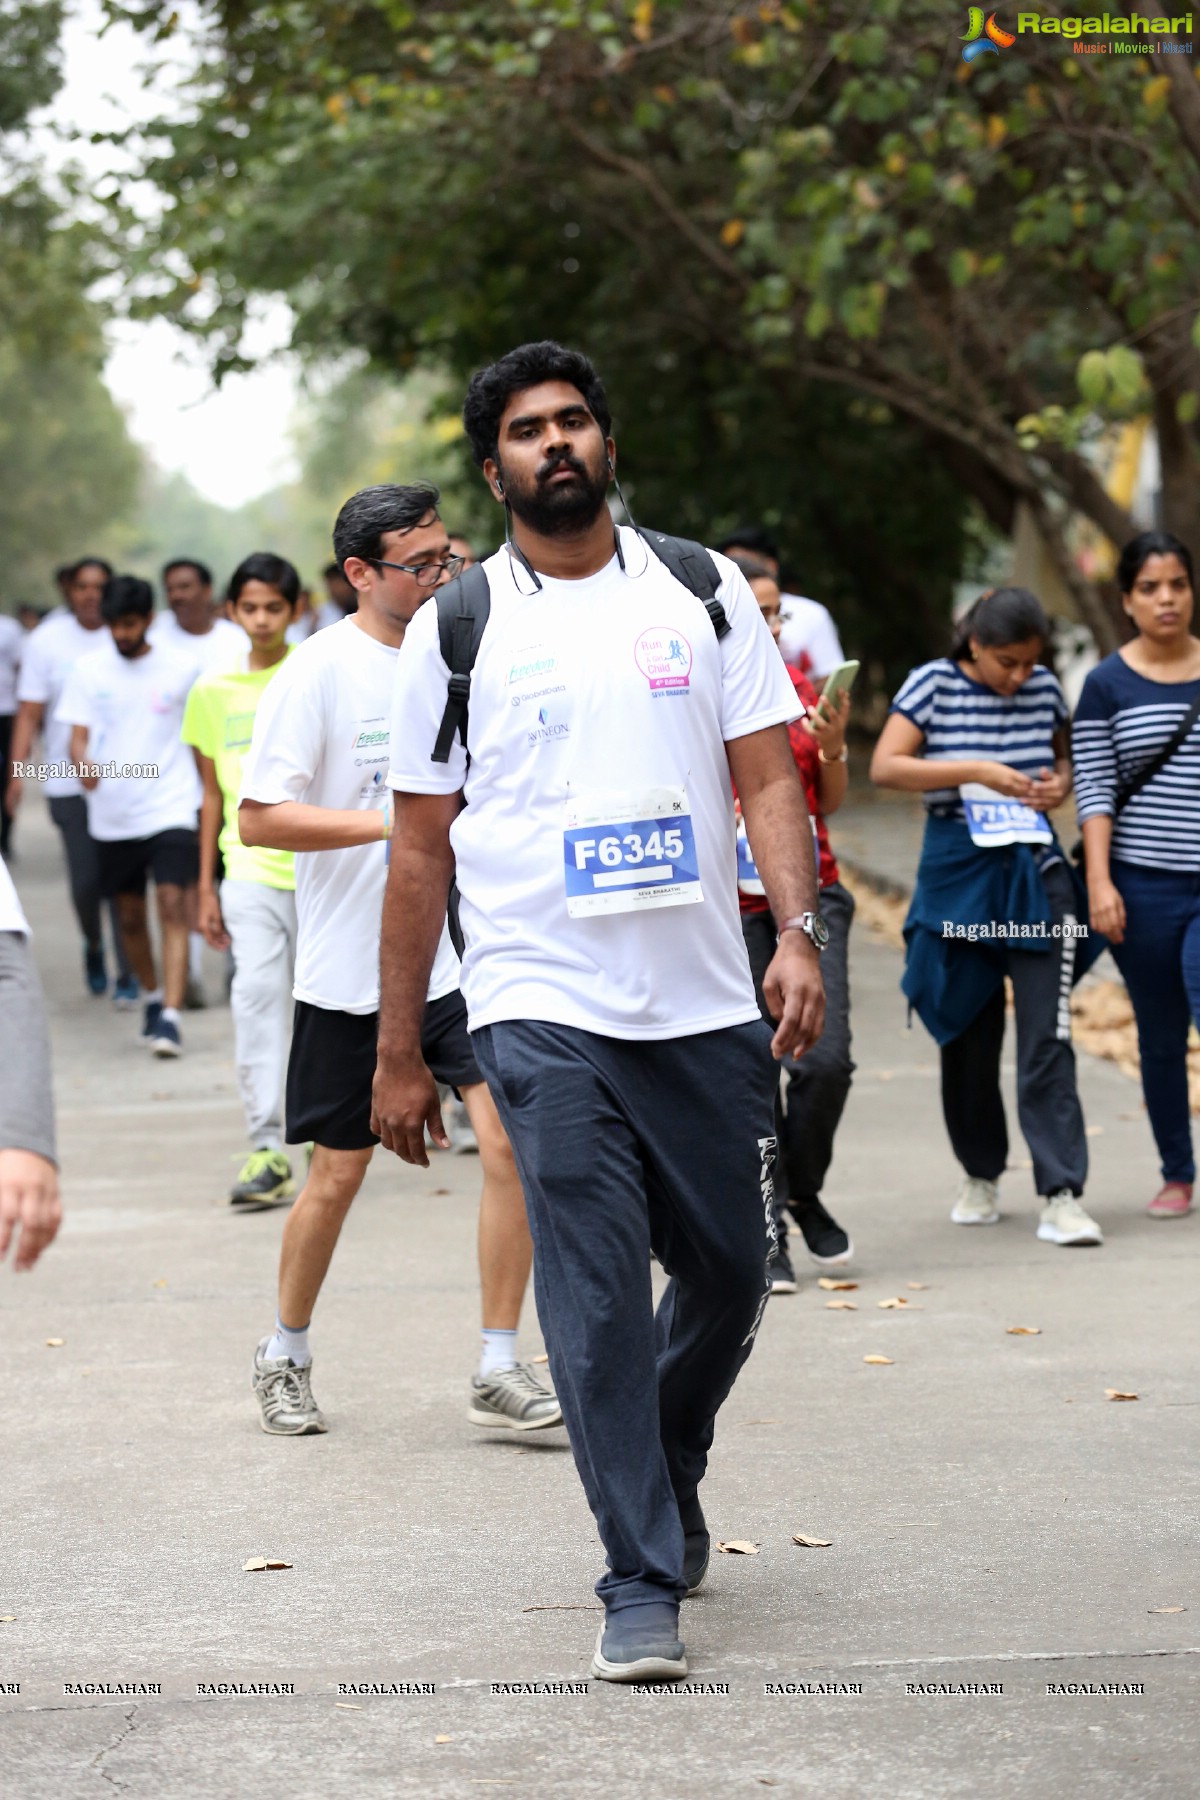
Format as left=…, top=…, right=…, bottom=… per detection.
left=368, top=554, right=465, bottom=587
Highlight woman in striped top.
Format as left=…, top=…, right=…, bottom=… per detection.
left=871, top=588, right=1101, bottom=1247
left=1074, top=531, right=1200, bottom=1220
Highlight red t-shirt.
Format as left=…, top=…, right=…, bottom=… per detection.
left=737, top=664, right=839, bottom=915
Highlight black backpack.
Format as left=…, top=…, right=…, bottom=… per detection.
left=430, top=528, right=730, bottom=764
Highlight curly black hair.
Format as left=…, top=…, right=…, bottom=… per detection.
left=462, top=341, right=612, bottom=469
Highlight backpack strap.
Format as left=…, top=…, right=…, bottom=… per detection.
left=432, top=564, right=493, bottom=764
left=635, top=528, right=730, bottom=640
left=1114, top=689, right=1200, bottom=817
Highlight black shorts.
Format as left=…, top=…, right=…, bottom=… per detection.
left=285, top=989, right=482, bottom=1151
left=97, top=829, right=200, bottom=898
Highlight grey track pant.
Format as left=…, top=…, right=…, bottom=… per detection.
left=220, top=880, right=297, bottom=1150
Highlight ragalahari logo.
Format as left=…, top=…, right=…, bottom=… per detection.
left=962, top=8, right=1017, bottom=57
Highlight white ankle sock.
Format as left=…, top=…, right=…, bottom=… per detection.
left=188, top=932, right=204, bottom=980
left=267, top=1318, right=311, bottom=1366
left=145, top=988, right=163, bottom=1006
left=479, top=1328, right=518, bottom=1377
left=160, top=1005, right=180, bottom=1024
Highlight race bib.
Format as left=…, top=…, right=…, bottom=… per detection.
left=960, top=782, right=1052, bottom=848
left=564, top=785, right=703, bottom=917
left=736, top=814, right=819, bottom=895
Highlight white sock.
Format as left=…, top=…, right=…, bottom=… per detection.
left=144, top=988, right=163, bottom=1007
left=267, top=1317, right=311, bottom=1366
left=479, top=1328, right=518, bottom=1378
left=160, top=1005, right=180, bottom=1025
left=188, top=932, right=205, bottom=980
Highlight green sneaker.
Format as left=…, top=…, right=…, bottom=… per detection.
left=230, top=1149, right=294, bottom=1210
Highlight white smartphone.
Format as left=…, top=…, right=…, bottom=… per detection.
left=814, top=658, right=860, bottom=718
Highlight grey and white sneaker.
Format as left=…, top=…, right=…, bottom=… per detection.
left=468, top=1362, right=563, bottom=1432
left=950, top=1177, right=1000, bottom=1225
left=252, top=1338, right=328, bottom=1435
left=442, top=1089, right=478, bottom=1155
left=1037, top=1192, right=1103, bottom=1246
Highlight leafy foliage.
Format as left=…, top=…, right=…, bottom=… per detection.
left=104, top=1, right=1200, bottom=652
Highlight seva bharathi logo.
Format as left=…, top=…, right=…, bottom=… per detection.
left=962, top=7, right=1017, bottom=57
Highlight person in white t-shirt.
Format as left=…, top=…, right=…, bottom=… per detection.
left=377, top=342, right=827, bottom=1684
left=0, top=610, right=23, bottom=858
left=7, top=557, right=136, bottom=1003
left=238, top=484, right=559, bottom=1441
left=152, top=559, right=247, bottom=1007
left=714, top=526, right=845, bottom=681
left=56, top=576, right=201, bottom=1059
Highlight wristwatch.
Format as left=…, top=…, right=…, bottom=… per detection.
left=779, top=912, right=830, bottom=952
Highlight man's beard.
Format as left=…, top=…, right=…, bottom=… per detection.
left=115, top=636, right=146, bottom=658
left=503, top=452, right=610, bottom=537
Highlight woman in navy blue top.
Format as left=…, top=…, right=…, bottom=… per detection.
left=871, top=588, right=1101, bottom=1248
left=1074, top=531, right=1200, bottom=1220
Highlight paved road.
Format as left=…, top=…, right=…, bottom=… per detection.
left=3, top=795, right=1197, bottom=1798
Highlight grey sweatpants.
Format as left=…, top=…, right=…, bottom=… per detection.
left=220, top=880, right=297, bottom=1149
left=0, top=931, right=56, bottom=1163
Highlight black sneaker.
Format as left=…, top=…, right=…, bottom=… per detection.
left=769, top=1209, right=797, bottom=1294
left=790, top=1195, right=853, bottom=1268
left=590, top=1603, right=687, bottom=1683
left=85, top=944, right=107, bottom=996
left=680, top=1492, right=710, bottom=1596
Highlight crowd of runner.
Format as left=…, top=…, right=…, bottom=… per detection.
left=1, top=340, right=1197, bottom=1684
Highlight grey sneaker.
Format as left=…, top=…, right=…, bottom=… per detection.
left=468, top=1362, right=563, bottom=1432
left=590, top=1606, right=688, bottom=1683
left=950, top=1176, right=1000, bottom=1225
left=1037, top=1192, right=1103, bottom=1247
left=252, top=1338, right=328, bottom=1435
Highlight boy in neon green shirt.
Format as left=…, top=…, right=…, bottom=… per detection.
left=182, top=554, right=299, bottom=1206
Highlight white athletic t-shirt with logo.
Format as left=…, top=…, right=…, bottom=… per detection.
left=386, top=530, right=801, bottom=1040
left=239, top=617, right=460, bottom=1016
left=55, top=641, right=202, bottom=841
left=148, top=610, right=247, bottom=679
left=15, top=612, right=110, bottom=797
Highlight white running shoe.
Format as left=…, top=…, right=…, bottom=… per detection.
left=1037, top=1192, right=1103, bottom=1247
left=950, top=1177, right=1000, bottom=1225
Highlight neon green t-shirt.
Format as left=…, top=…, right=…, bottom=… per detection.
left=182, top=654, right=296, bottom=891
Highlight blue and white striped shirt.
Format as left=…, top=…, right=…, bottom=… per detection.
left=889, top=659, right=1067, bottom=818
left=1073, top=652, right=1200, bottom=871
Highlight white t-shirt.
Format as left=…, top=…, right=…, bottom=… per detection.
left=148, top=610, right=246, bottom=679
left=239, top=618, right=459, bottom=1015
left=54, top=641, right=201, bottom=841
left=0, top=615, right=22, bottom=714
left=777, top=594, right=844, bottom=681
left=387, top=529, right=801, bottom=1040
left=0, top=851, right=29, bottom=935
left=15, top=612, right=110, bottom=797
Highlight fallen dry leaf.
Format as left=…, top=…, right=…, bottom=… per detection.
left=335, top=1702, right=362, bottom=1711
left=818, top=1278, right=858, bottom=1291
left=531, top=1353, right=549, bottom=1365
left=863, top=1355, right=894, bottom=1366
left=826, top=1299, right=857, bottom=1311
left=792, top=1534, right=832, bottom=1548
left=44, top=1338, right=64, bottom=1348
left=907, top=1282, right=930, bottom=1291
left=435, top=1735, right=453, bottom=1744
left=432, top=1187, right=451, bottom=1196
left=153, top=1279, right=168, bottom=1289
left=1105, top=1389, right=1139, bottom=1402
left=878, top=1297, right=919, bottom=1310
left=242, top=1557, right=293, bottom=1572
left=1085, top=1126, right=1104, bottom=1138
left=0, top=1615, right=14, bottom=1624
left=1148, top=1606, right=1186, bottom=1615
left=717, top=1540, right=760, bottom=1555
left=1007, top=1326, right=1041, bottom=1336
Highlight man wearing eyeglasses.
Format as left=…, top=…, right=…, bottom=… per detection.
left=236, top=484, right=559, bottom=1439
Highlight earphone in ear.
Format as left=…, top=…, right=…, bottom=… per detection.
left=606, top=455, right=615, bottom=473
left=495, top=478, right=505, bottom=498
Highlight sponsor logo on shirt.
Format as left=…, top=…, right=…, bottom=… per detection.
left=634, top=628, right=693, bottom=695
left=352, top=726, right=389, bottom=750
left=527, top=705, right=570, bottom=747
left=506, top=647, right=558, bottom=686
left=510, top=683, right=566, bottom=709
left=223, top=710, right=256, bottom=750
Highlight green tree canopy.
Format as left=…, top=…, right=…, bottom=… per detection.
left=105, top=1, right=1200, bottom=655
